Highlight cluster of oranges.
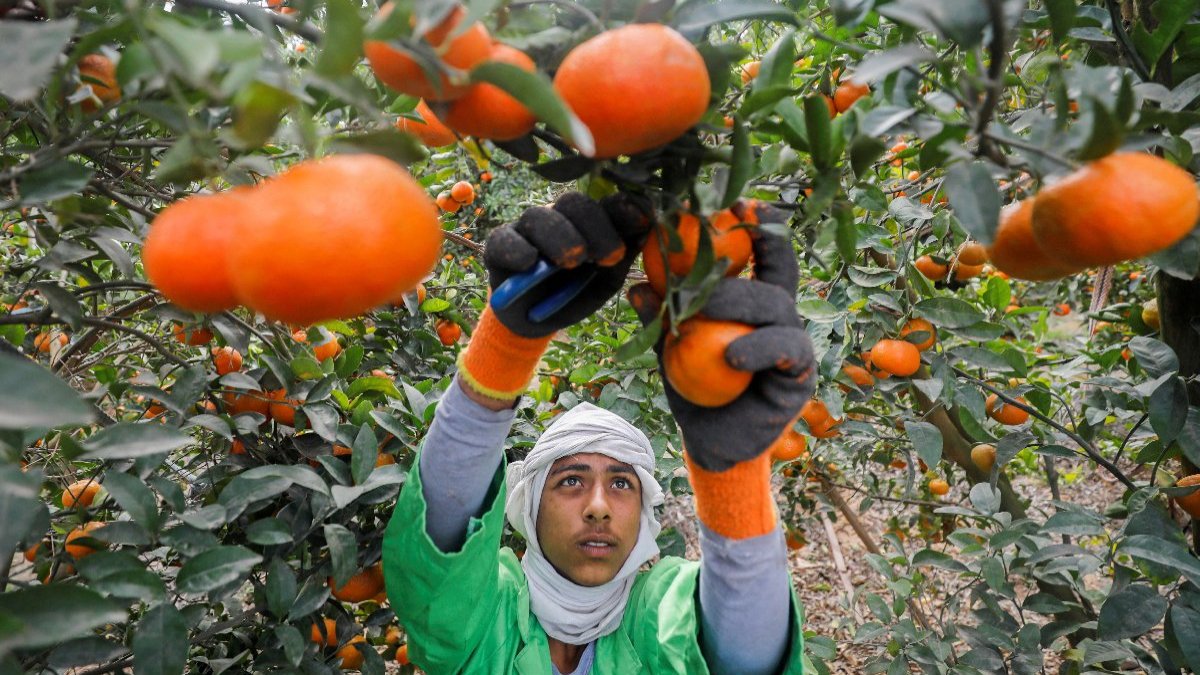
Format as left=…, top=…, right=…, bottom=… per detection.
left=914, top=240, right=990, bottom=283
left=988, top=152, right=1198, bottom=281
left=142, top=154, right=443, bottom=326
left=436, top=180, right=476, bottom=213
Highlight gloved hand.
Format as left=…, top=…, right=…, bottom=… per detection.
left=457, top=191, right=653, bottom=402
left=484, top=191, right=654, bottom=338
left=629, top=201, right=816, bottom=473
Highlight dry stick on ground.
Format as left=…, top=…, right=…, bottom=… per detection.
left=818, top=510, right=862, bottom=623
left=819, top=475, right=935, bottom=632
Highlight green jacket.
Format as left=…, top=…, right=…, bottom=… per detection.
left=382, top=454, right=809, bottom=674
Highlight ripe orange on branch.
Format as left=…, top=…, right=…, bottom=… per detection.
left=833, top=80, right=869, bottom=112
left=1175, top=474, right=1200, bottom=518
left=662, top=317, right=754, bottom=407
left=62, top=479, right=102, bottom=508
left=364, top=4, right=492, bottom=101
left=971, top=443, right=997, bottom=472
left=800, top=399, right=840, bottom=439
left=212, top=346, right=242, bottom=375
left=228, top=154, right=442, bottom=324
left=329, top=564, right=386, bottom=603
left=77, top=54, right=121, bottom=112
left=436, top=319, right=462, bottom=345
left=65, top=521, right=106, bottom=559
left=899, top=318, right=937, bottom=351
left=869, top=339, right=921, bottom=376
left=985, top=393, right=1029, bottom=425
left=1031, top=152, right=1200, bottom=267
left=172, top=323, right=214, bottom=345
left=395, top=99, right=458, bottom=147
left=769, top=429, right=808, bottom=462
left=143, top=189, right=250, bottom=313
left=642, top=210, right=752, bottom=296
left=914, top=255, right=947, bottom=280
left=445, top=43, right=538, bottom=141
left=554, top=23, right=711, bottom=158
left=988, top=199, right=1083, bottom=281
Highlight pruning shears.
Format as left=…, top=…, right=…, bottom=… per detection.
left=489, top=259, right=597, bottom=324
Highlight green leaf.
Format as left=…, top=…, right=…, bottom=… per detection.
left=904, top=421, right=943, bottom=468
left=290, top=356, right=325, bottom=380
left=1045, top=0, right=1076, bottom=43
left=470, top=62, right=594, bottom=157
left=231, top=81, right=296, bottom=149
left=1120, top=535, right=1200, bottom=587
left=615, top=316, right=662, bottom=362
left=1097, top=584, right=1167, bottom=641
left=328, top=130, right=427, bottom=166
left=1130, top=0, right=1197, bottom=67
left=132, top=603, right=188, bottom=675
left=176, top=546, right=262, bottom=595
left=1128, top=336, right=1179, bottom=378
left=18, top=160, right=95, bottom=204
left=350, top=424, right=378, bottom=485
left=0, top=354, right=94, bottom=429
left=913, top=297, right=985, bottom=328
left=754, top=29, right=796, bottom=93
left=246, top=518, right=294, bottom=546
left=1076, top=98, right=1124, bottom=161
left=719, top=118, right=753, bottom=208
left=804, top=95, right=833, bottom=171
left=79, top=424, right=192, bottom=461
left=1148, top=376, right=1188, bottom=446
left=148, top=15, right=221, bottom=84
left=670, top=0, right=799, bottom=37
left=944, top=161, right=1001, bottom=245
left=32, top=282, right=84, bottom=332
left=912, top=548, right=969, bottom=572
left=102, top=471, right=160, bottom=534
left=0, top=19, right=77, bottom=102
left=325, top=523, right=357, bottom=589
left=0, top=586, right=125, bottom=652
left=849, top=135, right=887, bottom=179
left=420, top=297, right=452, bottom=313
left=315, top=0, right=364, bottom=77
left=850, top=44, right=935, bottom=84
left=265, top=558, right=298, bottom=620
left=1170, top=604, right=1200, bottom=671
left=0, top=466, right=47, bottom=569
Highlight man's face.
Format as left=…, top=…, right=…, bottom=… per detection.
left=535, top=452, right=643, bottom=587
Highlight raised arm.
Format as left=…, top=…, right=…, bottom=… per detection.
left=629, top=200, right=815, bottom=675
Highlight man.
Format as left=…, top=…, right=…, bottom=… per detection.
left=383, top=191, right=815, bottom=674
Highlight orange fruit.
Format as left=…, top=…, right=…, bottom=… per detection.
left=988, top=199, right=1083, bottom=281
left=1053, top=303, right=1070, bottom=316
left=23, top=542, right=42, bottom=563
left=1175, top=474, right=1200, bottom=518
left=230, top=438, right=246, bottom=455
left=833, top=80, right=869, bottom=112
left=769, top=429, right=808, bottom=462
left=784, top=529, right=806, bottom=551
left=554, top=24, right=710, bottom=158
left=224, top=390, right=271, bottom=417
left=929, top=478, right=950, bottom=496
left=642, top=210, right=753, bottom=296
left=662, top=317, right=754, bottom=407
left=840, top=363, right=874, bottom=387
left=65, top=521, right=106, bottom=559
left=396, top=643, right=410, bottom=665
left=172, top=323, right=214, bottom=345
left=336, top=636, right=368, bottom=669
left=385, top=627, right=402, bottom=645
left=330, top=564, right=385, bottom=603
left=376, top=453, right=397, bottom=467
left=971, top=443, right=996, bottom=472
left=740, top=60, right=761, bottom=84
left=228, top=155, right=442, bottom=325
left=800, top=399, right=840, bottom=439
left=890, top=142, right=909, bottom=154
left=914, top=255, right=947, bottom=280
left=143, top=189, right=250, bottom=313
left=899, top=318, right=936, bottom=351
left=267, top=388, right=302, bottom=426
left=77, top=54, right=121, bottom=112
left=395, top=100, right=458, bottom=147
left=435, top=319, right=461, bottom=345
left=953, top=262, right=984, bottom=280
left=62, top=479, right=101, bottom=508
left=985, top=393, right=1029, bottom=425
left=310, top=617, right=338, bottom=646
left=449, top=181, right=475, bottom=204
left=444, top=43, right=538, bottom=141
left=869, top=339, right=921, bottom=376
left=212, top=346, right=242, bottom=375
left=822, top=95, right=836, bottom=118
left=436, top=192, right=461, bottom=213
left=34, top=332, right=68, bottom=353
left=480, top=171, right=492, bottom=183
left=956, top=241, right=988, bottom=266
left=364, top=4, right=492, bottom=101
left=1031, top=152, right=1200, bottom=267
left=313, top=335, right=342, bottom=362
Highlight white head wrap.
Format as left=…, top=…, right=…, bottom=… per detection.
left=505, top=402, right=664, bottom=645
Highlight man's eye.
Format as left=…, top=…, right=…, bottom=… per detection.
left=614, top=478, right=632, bottom=490
left=560, top=476, right=582, bottom=487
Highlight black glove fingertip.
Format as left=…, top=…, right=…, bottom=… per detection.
left=483, top=225, right=538, bottom=277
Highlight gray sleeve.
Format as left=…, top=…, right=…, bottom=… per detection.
left=418, top=377, right=515, bottom=553
left=697, top=522, right=793, bottom=675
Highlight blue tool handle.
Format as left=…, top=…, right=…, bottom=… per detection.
left=490, top=259, right=557, bottom=311
left=527, top=269, right=596, bottom=323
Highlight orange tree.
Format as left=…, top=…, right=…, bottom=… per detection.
left=4, top=0, right=1200, bottom=673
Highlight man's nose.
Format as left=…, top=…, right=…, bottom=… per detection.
left=583, top=484, right=611, bottom=521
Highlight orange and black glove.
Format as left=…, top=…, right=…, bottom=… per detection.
left=458, top=191, right=653, bottom=401
left=629, top=201, right=814, bottom=538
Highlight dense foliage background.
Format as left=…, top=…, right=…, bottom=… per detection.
left=4, top=0, right=1200, bottom=673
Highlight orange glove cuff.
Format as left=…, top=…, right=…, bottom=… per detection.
left=457, top=307, right=553, bottom=401
left=685, top=450, right=777, bottom=540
